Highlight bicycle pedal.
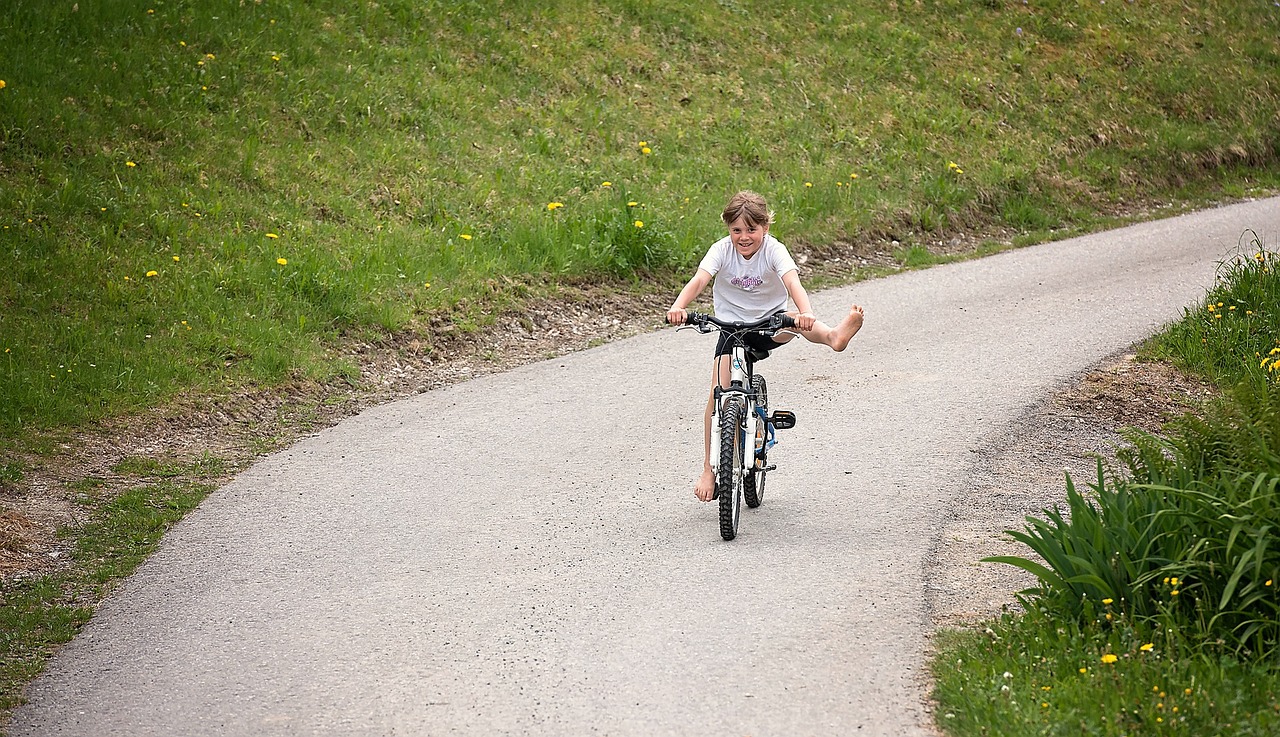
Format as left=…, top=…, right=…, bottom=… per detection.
left=769, top=410, right=797, bottom=429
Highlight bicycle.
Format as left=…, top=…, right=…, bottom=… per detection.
left=672, top=311, right=798, bottom=540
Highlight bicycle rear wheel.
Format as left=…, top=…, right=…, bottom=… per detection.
left=744, top=375, right=768, bottom=509
left=717, top=395, right=746, bottom=540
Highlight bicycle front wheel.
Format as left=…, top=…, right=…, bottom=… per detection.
left=717, top=395, right=746, bottom=541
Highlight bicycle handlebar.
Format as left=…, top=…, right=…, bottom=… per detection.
left=671, top=310, right=796, bottom=333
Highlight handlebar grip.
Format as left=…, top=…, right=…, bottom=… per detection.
left=775, top=314, right=797, bottom=329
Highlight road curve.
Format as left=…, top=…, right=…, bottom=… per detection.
left=12, top=197, right=1280, bottom=736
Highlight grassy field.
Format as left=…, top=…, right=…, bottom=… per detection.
left=2, top=0, right=1279, bottom=446
left=932, top=239, right=1280, bottom=735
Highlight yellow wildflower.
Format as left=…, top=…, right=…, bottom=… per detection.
left=634, top=220, right=644, bottom=228
left=205, top=53, right=216, bottom=60
left=804, top=182, right=813, bottom=188
left=1140, top=643, right=1154, bottom=652
left=1171, top=590, right=1179, bottom=596
left=1171, top=577, right=1179, bottom=586
left=1079, top=668, right=1087, bottom=674
left=851, top=173, right=859, bottom=179
left=637, top=141, right=648, bottom=147
left=172, top=255, right=180, bottom=262
left=642, top=147, right=652, bottom=155
left=266, top=233, right=279, bottom=239
left=459, top=234, right=472, bottom=240
left=547, top=202, right=563, bottom=211
left=276, top=257, right=288, bottom=265
left=601, top=181, right=612, bottom=187
left=126, top=161, right=137, bottom=167
left=0, top=80, right=6, bottom=90
left=146, top=270, right=158, bottom=277
left=272, top=55, right=281, bottom=62
left=1101, top=654, right=1118, bottom=664
left=1102, top=598, right=1113, bottom=605
left=627, top=201, right=638, bottom=207
left=1267, top=580, right=1273, bottom=586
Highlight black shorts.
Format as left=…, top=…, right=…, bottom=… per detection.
left=713, top=330, right=786, bottom=361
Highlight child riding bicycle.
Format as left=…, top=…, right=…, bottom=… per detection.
left=666, top=191, right=865, bottom=502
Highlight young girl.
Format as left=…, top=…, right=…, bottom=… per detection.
left=666, top=191, right=864, bottom=502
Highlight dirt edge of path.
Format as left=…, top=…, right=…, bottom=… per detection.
left=925, top=350, right=1219, bottom=629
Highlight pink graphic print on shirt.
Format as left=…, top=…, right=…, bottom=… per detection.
left=730, top=275, right=764, bottom=290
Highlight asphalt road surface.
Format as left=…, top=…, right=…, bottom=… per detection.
left=12, top=197, right=1280, bottom=736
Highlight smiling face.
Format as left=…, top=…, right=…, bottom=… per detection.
left=726, top=216, right=768, bottom=260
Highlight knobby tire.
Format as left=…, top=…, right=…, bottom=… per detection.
left=717, top=396, right=746, bottom=541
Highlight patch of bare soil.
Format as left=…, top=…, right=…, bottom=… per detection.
left=926, top=352, right=1219, bottom=628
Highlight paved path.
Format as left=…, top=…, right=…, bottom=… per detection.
left=12, top=198, right=1280, bottom=736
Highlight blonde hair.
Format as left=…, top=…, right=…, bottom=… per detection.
left=721, top=191, right=773, bottom=229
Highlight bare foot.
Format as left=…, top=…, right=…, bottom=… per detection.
left=830, top=305, right=864, bottom=352
left=695, top=468, right=715, bottom=502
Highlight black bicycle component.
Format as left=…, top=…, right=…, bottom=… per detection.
left=769, top=410, right=797, bottom=430
left=717, top=396, right=746, bottom=540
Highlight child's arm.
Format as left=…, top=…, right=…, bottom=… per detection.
left=667, top=268, right=713, bottom=324
left=781, top=270, right=817, bottom=331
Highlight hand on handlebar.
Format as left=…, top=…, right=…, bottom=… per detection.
left=666, top=307, right=688, bottom=326
left=792, top=311, right=816, bottom=331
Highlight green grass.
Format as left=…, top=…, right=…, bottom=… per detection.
left=0, top=479, right=213, bottom=719
left=934, top=610, right=1280, bottom=736
left=2, top=0, right=1280, bottom=444
left=934, top=238, right=1280, bottom=734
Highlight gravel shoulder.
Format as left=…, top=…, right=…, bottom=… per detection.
left=927, top=351, right=1218, bottom=628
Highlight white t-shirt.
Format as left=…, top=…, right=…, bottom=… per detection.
left=698, top=234, right=799, bottom=322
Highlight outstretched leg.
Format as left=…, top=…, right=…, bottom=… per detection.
left=793, top=304, right=864, bottom=351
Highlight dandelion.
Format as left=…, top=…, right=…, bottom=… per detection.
left=0, top=80, right=7, bottom=90
left=1101, top=654, right=1118, bottom=664
left=1079, top=668, right=1088, bottom=674
left=271, top=55, right=281, bottom=61
left=804, top=182, right=813, bottom=188
left=547, top=202, right=564, bottom=211
left=276, top=257, right=288, bottom=265
left=851, top=173, right=859, bottom=179
left=205, top=53, right=216, bottom=60
left=1140, top=643, right=1154, bottom=652
left=101, top=207, right=107, bottom=212
left=146, top=270, right=159, bottom=277
left=180, top=41, right=186, bottom=47
left=1185, top=688, right=1192, bottom=695
left=642, top=147, right=652, bottom=155
left=459, top=234, right=472, bottom=240
left=601, top=181, right=612, bottom=187
left=637, top=141, right=648, bottom=147
left=266, top=233, right=279, bottom=239
left=627, top=201, right=638, bottom=207
left=424, top=281, right=431, bottom=288
left=634, top=220, right=644, bottom=228
left=147, top=8, right=154, bottom=13
left=126, top=161, right=137, bottom=167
